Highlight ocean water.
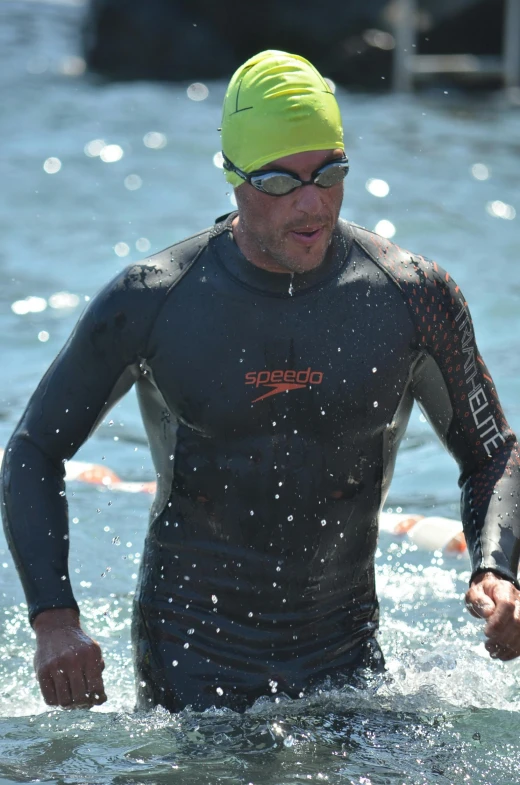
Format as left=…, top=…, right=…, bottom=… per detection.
left=1, top=1, right=520, bottom=783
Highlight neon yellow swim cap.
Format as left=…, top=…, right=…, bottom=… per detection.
left=221, top=50, right=344, bottom=187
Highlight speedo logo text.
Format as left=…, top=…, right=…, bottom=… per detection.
left=245, top=368, right=324, bottom=403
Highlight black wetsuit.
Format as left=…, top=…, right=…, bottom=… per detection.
left=2, top=214, right=520, bottom=712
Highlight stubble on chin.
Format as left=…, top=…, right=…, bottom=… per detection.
left=236, top=212, right=335, bottom=274
left=272, top=230, right=333, bottom=274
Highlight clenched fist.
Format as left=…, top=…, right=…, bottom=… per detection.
left=465, top=572, right=520, bottom=661
left=33, top=608, right=107, bottom=708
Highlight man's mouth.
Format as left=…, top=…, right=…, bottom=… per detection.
left=289, top=226, right=324, bottom=244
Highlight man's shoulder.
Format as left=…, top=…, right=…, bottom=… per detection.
left=124, top=225, right=214, bottom=288
left=83, top=226, right=215, bottom=325
left=344, top=220, right=443, bottom=286
left=149, top=224, right=215, bottom=266
left=344, top=221, right=465, bottom=333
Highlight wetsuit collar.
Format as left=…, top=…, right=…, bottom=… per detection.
left=211, top=212, right=351, bottom=296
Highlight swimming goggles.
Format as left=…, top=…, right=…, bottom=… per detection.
left=222, top=153, right=349, bottom=196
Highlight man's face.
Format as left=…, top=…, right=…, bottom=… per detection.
left=233, top=148, right=345, bottom=274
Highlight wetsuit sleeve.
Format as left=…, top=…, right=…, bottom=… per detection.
left=410, top=263, right=520, bottom=587
left=1, top=264, right=163, bottom=623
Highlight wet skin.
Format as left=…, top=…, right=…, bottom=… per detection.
left=232, top=148, right=345, bottom=274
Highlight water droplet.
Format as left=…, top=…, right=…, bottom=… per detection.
left=250, top=510, right=254, bottom=516
left=288, top=515, right=293, bottom=521
left=216, top=686, right=224, bottom=696
left=187, top=628, right=194, bottom=635
left=321, top=519, right=327, bottom=526
left=124, top=173, right=142, bottom=191
left=187, top=82, right=209, bottom=101
left=183, top=642, right=190, bottom=649
left=471, top=162, right=490, bottom=181
left=43, top=157, right=62, bottom=174
left=372, top=367, right=377, bottom=373
left=84, top=138, right=105, bottom=157
left=114, top=242, right=130, bottom=258
left=136, top=237, right=150, bottom=252
left=375, top=219, right=396, bottom=238
left=100, top=144, right=124, bottom=163
left=373, top=401, right=379, bottom=408
left=366, top=178, right=390, bottom=198
left=143, top=131, right=167, bottom=149
left=172, top=660, right=178, bottom=667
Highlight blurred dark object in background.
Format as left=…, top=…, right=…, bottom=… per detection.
left=82, top=0, right=508, bottom=89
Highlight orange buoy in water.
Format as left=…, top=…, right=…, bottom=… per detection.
left=65, top=461, right=121, bottom=486
left=379, top=512, right=467, bottom=554
left=64, top=459, right=157, bottom=494
left=0, top=449, right=157, bottom=495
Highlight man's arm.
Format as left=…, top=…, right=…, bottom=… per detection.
left=410, top=262, right=520, bottom=660
left=1, top=263, right=163, bottom=705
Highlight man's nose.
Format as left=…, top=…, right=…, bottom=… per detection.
left=293, top=183, right=324, bottom=213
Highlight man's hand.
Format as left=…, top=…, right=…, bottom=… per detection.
left=465, top=572, right=520, bottom=661
left=33, top=608, right=107, bottom=708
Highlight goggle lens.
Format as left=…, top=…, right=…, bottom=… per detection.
left=250, top=173, right=302, bottom=196
left=313, top=162, right=349, bottom=187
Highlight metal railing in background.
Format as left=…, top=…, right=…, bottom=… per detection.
left=393, top=0, right=520, bottom=93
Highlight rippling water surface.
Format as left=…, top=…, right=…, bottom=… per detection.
left=1, top=2, right=520, bottom=784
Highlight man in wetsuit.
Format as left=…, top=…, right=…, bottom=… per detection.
left=3, top=50, right=520, bottom=712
